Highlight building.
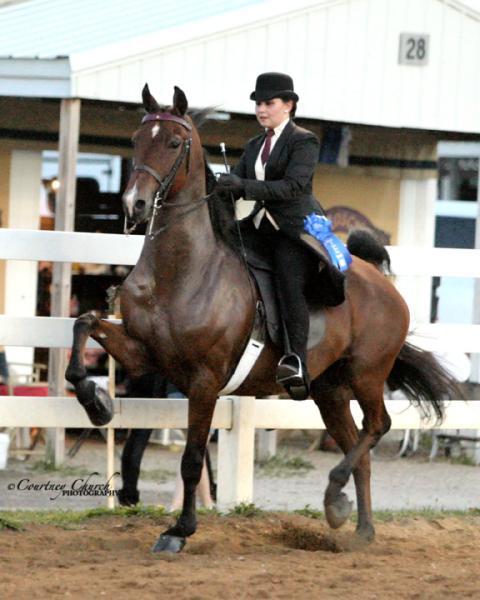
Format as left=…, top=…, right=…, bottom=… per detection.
left=1, top=0, right=480, bottom=370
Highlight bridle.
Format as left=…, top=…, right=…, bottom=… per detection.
left=125, top=111, right=206, bottom=238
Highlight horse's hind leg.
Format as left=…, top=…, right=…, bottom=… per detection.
left=65, top=313, right=153, bottom=426
left=313, top=375, right=390, bottom=540
left=311, top=382, right=375, bottom=540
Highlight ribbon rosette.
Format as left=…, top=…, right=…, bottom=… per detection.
left=303, top=213, right=352, bottom=272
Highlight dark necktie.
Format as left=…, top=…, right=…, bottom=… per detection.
left=261, top=129, right=275, bottom=167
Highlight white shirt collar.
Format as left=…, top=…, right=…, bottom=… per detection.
left=268, top=116, right=290, bottom=137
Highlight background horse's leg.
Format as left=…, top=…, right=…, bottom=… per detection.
left=152, top=382, right=217, bottom=553
left=311, top=381, right=374, bottom=540
left=118, top=428, right=152, bottom=506
left=65, top=313, right=153, bottom=426
left=318, top=374, right=391, bottom=540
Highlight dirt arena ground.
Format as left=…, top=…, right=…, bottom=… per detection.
left=1, top=432, right=479, bottom=598
left=1, top=510, right=479, bottom=599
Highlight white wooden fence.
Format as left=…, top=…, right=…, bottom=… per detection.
left=1, top=228, right=480, bottom=509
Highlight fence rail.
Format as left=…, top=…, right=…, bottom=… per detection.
left=2, top=228, right=480, bottom=276
left=1, top=228, right=480, bottom=508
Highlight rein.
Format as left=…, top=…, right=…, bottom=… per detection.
left=124, top=112, right=196, bottom=238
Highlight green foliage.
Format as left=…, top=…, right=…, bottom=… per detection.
left=256, top=452, right=315, bottom=478
left=228, top=502, right=263, bottom=517
left=28, top=460, right=91, bottom=477
left=0, top=505, right=167, bottom=527
left=0, top=515, right=23, bottom=531
left=294, top=505, right=324, bottom=520
left=367, top=508, right=478, bottom=522
left=139, top=468, right=176, bottom=482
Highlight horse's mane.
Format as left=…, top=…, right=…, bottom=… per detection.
left=204, top=161, right=241, bottom=256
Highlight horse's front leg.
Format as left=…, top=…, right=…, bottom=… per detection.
left=152, top=382, right=217, bottom=553
left=65, top=312, right=153, bottom=426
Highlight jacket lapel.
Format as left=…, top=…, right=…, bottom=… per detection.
left=265, top=120, right=293, bottom=179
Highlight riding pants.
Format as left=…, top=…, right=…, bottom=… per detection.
left=257, top=218, right=316, bottom=366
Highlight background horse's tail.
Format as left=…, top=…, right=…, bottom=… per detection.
left=386, top=342, right=462, bottom=421
left=347, top=229, right=391, bottom=273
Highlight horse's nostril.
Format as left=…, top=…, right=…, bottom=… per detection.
left=134, top=199, right=146, bottom=211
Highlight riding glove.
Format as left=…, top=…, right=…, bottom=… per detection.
left=216, top=174, right=245, bottom=199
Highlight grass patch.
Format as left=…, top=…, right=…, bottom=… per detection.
left=294, top=505, right=324, bottom=520
left=0, top=505, right=167, bottom=527
left=295, top=506, right=480, bottom=523
left=139, top=468, right=176, bottom=482
left=27, top=460, right=91, bottom=477
left=448, top=454, right=476, bottom=467
left=0, top=515, right=24, bottom=531
left=228, top=502, right=263, bottom=518
left=364, top=508, right=480, bottom=523
left=0, top=506, right=477, bottom=529
left=256, top=452, right=315, bottom=478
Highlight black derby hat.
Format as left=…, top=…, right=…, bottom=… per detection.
left=250, top=72, right=299, bottom=102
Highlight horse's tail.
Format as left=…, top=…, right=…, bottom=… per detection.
left=386, top=341, right=462, bottom=422
left=347, top=229, right=391, bottom=274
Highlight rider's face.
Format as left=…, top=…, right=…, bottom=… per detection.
left=255, top=98, right=293, bottom=129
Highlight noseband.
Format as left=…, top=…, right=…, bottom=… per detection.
left=125, top=112, right=198, bottom=237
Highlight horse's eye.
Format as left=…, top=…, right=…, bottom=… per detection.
left=169, top=138, right=182, bottom=149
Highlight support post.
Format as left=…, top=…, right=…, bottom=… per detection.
left=106, top=317, right=116, bottom=508
left=217, top=396, right=255, bottom=510
left=469, top=153, right=480, bottom=462
left=47, top=98, right=81, bottom=466
left=256, top=429, right=277, bottom=462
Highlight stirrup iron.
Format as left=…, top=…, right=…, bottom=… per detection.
left=276, top=353, right=304, bottom=386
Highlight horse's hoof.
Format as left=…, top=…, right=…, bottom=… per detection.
left=87, top=385, right=114, bottom=426
left=325, top=492, right=353, bottom=529
left=151, top=534, right=186, bottom=553
left=76, top=379, right=114, bottom=426
left=356, top=523, right=375, bottom=542
left=117, top=488, right=140, bottom=507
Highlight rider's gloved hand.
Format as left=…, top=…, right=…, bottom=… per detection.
left=216, top=174, right=245, bottom=199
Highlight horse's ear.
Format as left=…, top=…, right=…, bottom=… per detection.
left=142, top=83, right=161, bottom=113
left=172, top=86, right=188, bottom=116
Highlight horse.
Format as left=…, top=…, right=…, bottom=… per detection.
left=65, top=84, right=459, bottom=553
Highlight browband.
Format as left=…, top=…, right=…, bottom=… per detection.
left=141, top=112, right=192, bottom=131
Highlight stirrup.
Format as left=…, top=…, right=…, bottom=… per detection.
left=276, top=353, right=304, bottom=387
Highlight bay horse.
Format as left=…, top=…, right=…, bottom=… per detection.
left=66, top=84, right=458, bottom=553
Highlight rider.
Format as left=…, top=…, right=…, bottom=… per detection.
left=216, top=72, right=328, bottom=399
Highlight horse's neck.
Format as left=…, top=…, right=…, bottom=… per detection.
left=140, top=180, right=221, bottom=284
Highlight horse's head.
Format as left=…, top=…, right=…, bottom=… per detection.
left=122, top=84, right=198, bottom=226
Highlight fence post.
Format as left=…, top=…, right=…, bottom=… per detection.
left=216, top=396, right=255, bottom=511
left=256, top=429, right=277, bottom=462
left=47, top=98, right=81, bottom=466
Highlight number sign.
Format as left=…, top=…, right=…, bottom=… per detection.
left=399, top=33, right=429, bottom=65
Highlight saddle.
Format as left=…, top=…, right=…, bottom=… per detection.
left=242, top=236, right=338, bottom=350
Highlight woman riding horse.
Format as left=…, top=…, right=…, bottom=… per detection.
left=66, top=83, right=458, bottom=553
left=217, top=72, right=332, bottom=399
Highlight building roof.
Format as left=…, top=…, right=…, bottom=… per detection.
left=0, top=0, right=261, bottom=58
left=2, top=0, right=480, bottom=133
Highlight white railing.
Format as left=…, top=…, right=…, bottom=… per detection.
left=1, top=228, right=480, bottom=509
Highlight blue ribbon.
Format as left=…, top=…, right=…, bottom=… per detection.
left=304, top=213, right=352, bottom=272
